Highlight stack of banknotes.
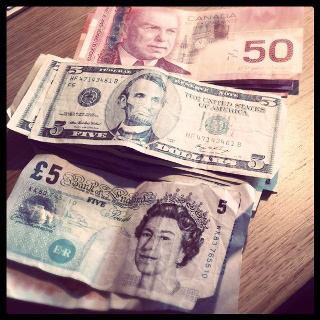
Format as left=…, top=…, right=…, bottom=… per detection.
left=6, top=6, right=299, bottom=314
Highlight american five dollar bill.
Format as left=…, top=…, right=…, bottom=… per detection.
left=8, top=60, right=286, bottom=179
left=7, top=54, right=75, bottom=131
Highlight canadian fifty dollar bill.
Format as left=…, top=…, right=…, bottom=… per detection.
left=7, top=154, right=252, bottom=310
left=25, top=62, right=286, bottom=178
left=74, top=7, right=304, bottom=81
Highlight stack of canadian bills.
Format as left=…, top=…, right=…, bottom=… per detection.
left=6, top=6, right=298, bottom=314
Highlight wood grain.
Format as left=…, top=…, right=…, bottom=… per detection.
left=6, top=6, right=314, bottom=314
left=238, top=6, right=314, bottom=314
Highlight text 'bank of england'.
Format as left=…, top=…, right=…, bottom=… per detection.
left=6, top=154, right=255, bottom=310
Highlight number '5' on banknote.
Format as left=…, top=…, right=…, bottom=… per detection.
left=6, top=154, right=253, bottom=310
left=28, top=62, right=287, bottom=179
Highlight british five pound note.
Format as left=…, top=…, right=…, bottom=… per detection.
left=7, top=154, right=245, bottom=310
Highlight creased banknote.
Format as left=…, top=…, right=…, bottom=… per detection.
left=74, top=6, right=304, bottom=81
left=7, top=197, right=248, bottom=314
left=7, top=154, right=251, bottom=310
left=30, top=139, right=264, bottom=215
left=7, top=154, right=255, bottom=313
left=23, top=61, right=286, bottom=178
left=75, top=143, right=279, bottom=193
left=107, top=182, right=254, bottom=314
left=30, top=139, right=276, bottom=201
left=7, top=55, right=75, bottom=136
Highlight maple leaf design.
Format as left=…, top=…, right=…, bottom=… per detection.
left=254, top=10, right=276, bottom=23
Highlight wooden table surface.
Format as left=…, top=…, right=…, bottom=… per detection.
left=6, top=7, right=314, bottom=314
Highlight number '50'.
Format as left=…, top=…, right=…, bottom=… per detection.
left=243, top=39, right=293, bottom=63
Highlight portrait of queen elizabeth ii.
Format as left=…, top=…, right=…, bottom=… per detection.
left=133, top=189, right=209, bottom=296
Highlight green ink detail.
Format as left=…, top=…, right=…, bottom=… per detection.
left=48, top=239, right=76, bottom=264
left=205, top=115, right=229, bottom=135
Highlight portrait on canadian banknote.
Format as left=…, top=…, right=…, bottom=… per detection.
left=103, top=7, right=191, bottom=75
left=105, top=71, right=181, bottom=145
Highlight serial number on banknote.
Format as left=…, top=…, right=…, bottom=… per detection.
left=68, top=75, right=119, bottom=85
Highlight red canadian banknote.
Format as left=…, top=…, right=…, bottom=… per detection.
left=73, top=11, right=95, bottom=62
left=74, top=7, right=304, bottom=81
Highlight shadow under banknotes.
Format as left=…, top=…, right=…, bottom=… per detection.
left=6, top=130, right=35, bottom=171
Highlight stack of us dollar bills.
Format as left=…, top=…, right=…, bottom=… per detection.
left=7, top=6, right=293, bottom=314
left=7, top=53, right=285, bottom=206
